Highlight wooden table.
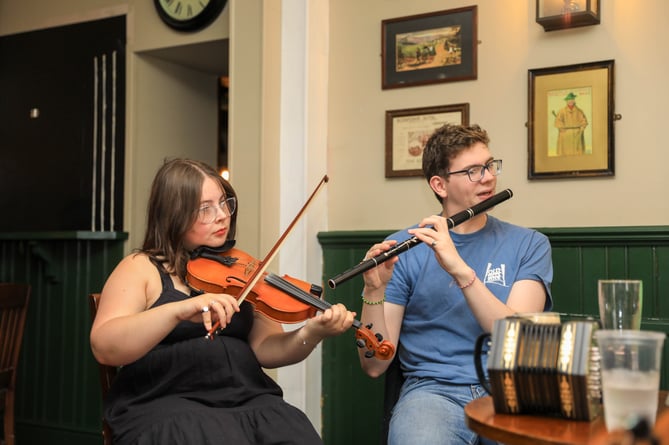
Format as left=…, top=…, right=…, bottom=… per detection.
left=465, top=392, right=669, bottom=445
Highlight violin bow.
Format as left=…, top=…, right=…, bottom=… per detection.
left=207, top=174, right=329, bottom=338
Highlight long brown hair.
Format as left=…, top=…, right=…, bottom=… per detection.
left=140, top=158, right=238, bottom=281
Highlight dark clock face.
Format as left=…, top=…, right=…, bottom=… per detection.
left=154, top=0, right=227, bottom=32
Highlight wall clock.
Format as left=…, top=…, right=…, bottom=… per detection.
left=154, top=0, right=228, bottom=32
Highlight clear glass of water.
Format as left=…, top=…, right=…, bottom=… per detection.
left=595, top=329, right=665, bottom=431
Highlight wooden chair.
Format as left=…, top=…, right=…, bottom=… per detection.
left=88, top=293, right=118, bottom=445
left=0, top=283, right=31, bottom=445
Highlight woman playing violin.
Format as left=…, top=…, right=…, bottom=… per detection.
left=89, top=158, right=355, bottom=445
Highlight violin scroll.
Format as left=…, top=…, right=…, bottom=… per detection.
left=355, top=325, right=395, bottom=360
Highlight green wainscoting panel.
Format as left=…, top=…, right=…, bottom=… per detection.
left=0, top=231, right=127, bottom=445
left=542, top=226, right=669, bottom=321
left=540, top=226, right=669, bottom=393
left=318, top=231, right=392, bottom=445
left=319, top=226, right=669, bottom=445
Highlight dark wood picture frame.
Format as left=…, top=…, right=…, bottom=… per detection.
left=385, top=103, right=469, bottom=178
left=382, top=6, right=477, bottom=90
left=528, top=60, right=615, bottom=179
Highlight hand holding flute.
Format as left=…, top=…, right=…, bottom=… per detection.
left=328, top=189, right=513, bottom=289
left=409, top=214, right=468, bottom=277
left=359, top=240, right=399, bottom=293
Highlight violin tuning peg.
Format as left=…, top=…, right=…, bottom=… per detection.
left=365, top=323, right=373, bottom=329
left=356, top=339, right=365, bottom=349
left=364, top=350, right=374, bottom=359
left=375, top=333, right=383, bottom=342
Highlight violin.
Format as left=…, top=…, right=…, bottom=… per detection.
left=188, top=175, right=331, bottom=332
left=187, top=246, right=320, bottom=324
left=264, top=272, right=395, bottom=360
left=185, top=174, right=395, bottom=360
left=186, top=246, right=396, bottom=360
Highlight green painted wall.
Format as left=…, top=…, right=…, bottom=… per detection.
left=0, top=232, right=127, bottom=445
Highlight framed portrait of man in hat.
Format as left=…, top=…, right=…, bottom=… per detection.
left=527, top=60, right=615, bottom=179
left=551, top=90, right=590, bottom=157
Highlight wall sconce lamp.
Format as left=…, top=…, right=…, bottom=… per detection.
left=536, top=0, right=600, bottom=32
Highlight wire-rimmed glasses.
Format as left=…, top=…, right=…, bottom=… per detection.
left=198, top=197, right=237, bottom=224
left=445, top=159, right=502, bottom=182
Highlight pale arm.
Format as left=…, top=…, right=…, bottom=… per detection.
left=249, top=303, right=355, bottom=369
left=357, top=240, right=404, bottom=378
left=90, top=254, right=240, bottom=366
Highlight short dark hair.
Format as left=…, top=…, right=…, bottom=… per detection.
left=422, top=123, right=490, bottom=202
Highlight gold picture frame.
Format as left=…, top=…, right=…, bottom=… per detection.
left=385, top=104, right=469, bottom=178
left=528, top=60, right=615, bottom=179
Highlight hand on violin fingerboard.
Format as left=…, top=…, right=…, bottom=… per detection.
left=303, top=303, right=355, bottom=341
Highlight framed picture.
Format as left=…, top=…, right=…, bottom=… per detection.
left=385, top=103, right=469, bottom=178
left=382, top=6, right=477, bottom=90
left=528, top=60, right=615, bottom=179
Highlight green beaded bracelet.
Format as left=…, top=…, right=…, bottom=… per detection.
left=362, top=295, right=385, bottom=305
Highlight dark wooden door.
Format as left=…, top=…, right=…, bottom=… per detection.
left=0, top=16, right=126, bottom=232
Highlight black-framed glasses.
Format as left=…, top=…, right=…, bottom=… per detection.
left=198, top=197, right=237, bottom=224
left=445, top=159, right=502, bottom=182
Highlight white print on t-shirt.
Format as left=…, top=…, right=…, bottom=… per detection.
left=483, top=263, right=508, bottom=287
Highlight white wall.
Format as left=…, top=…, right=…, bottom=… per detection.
left=0, top=0, right=228, bottom=48
left=128, top=56, right=219, bottom=246
left=327, top=0, right=669, bottom=231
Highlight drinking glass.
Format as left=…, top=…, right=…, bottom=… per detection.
left=595, top=329, right=665, bottom=431
left=598, top=279, right=642, bottom=330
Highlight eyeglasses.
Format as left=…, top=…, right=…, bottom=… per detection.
left=198, top=197, right=237, bottom=224
left=445, top=159, right=502, bottom=182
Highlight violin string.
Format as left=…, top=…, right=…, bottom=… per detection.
left=264, top=273, right=363, bottom=330
left=264, top=274, right=328, bottom=311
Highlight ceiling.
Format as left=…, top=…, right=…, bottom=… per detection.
left=144, top=39, right=229, bottom=76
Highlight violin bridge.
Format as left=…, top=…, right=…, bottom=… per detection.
left=245, top=260, right=259, bottom=276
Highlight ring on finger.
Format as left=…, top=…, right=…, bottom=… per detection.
left=431, top=240, right=437, bottom=247
left=201, top=306, right=210, bottom=313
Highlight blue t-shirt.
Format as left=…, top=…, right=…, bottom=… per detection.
left=385, top=215, right=553, bottom=384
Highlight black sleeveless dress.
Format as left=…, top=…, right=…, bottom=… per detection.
left=104, top=265, right=323, bottom=444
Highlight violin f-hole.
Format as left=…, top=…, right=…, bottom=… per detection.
left=226, top=275, right=247, bottom=286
